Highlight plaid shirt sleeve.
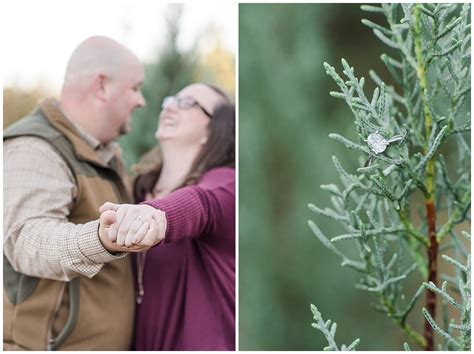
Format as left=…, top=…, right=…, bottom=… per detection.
left=3, top=136, right=126, bottom=281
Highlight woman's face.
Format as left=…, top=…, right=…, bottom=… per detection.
left=156, top=84, right=222, bottom=147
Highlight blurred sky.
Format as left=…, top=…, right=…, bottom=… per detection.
left=1, top=0, right=237, bottom=92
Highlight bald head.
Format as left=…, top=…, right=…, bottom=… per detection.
left=59, top=36, right=145, bottom=144
left=63, top=36, right=139, bottom=85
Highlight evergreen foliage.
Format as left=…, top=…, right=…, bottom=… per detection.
left=308, top=3, right=470, bottom=350
left=419, top=230, right=471, bottom=351
left=310, top=304, right=360, bottom=351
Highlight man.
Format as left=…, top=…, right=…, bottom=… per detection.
left=3, top=36, right=162, bottom=350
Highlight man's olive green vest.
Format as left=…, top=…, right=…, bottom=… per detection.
left=3, top=99, right=135, bottom=350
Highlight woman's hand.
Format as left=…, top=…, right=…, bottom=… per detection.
left=98, top=209, right=150, bottom=253
left=99, top=202, right=167, bottom=247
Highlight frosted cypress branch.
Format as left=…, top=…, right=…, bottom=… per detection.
left=381, top=54, right=403, bottom=69
left=357, top=164, right=381, bottom=174
left=370, top=87, right=379, bottom=107
left=414, top=125, right=448, bottom=173
left=309, top=204, right=349, bottom=222
left=308, top=219, right=366, bottom=272
left=381, top=55, right=403, bottom=84
left=320, top=184, right=343, bottom=197
left=377, top=82, right=386, bottom=123
left=345, top=338, right=361, bottom=351
left=309, top=3, right=470, bottom=350
left=382, top=164, right=397, bottom=176
left=330, top=226, right=405, bottom=243
left=428, top=40, right=463, bottom=62
left=361, top=19, right=392, bottom=36
left=360, top=5, right=384, bottom=14
left=370, top=176, right=397, bottom=203
left=329, top=134, right=370, bottom=153
left=330, top=91, right=346, bottom=99
left=371, top=153, right=404, bottom=166
left=308, top=220, right=344, bottom=259
left=424, top=281, right=463, bottom=310
left=398, top=179, right=414, bottom=200
left=311, top=305, right=339, bottom=351
left=386, top=253, right=398, bottom=273
left=461, top=231, right=470, bottom=241
left=418, top=5, right=434, bottom=18
left=310, top=304, right=360, bottom=351
left=331, top=196, right=345, bottom=214
left=373, top=29, right=399, bottom=49
left=369, top=70, right=406, bottom=104
left=449, top=323, right=470, bottom=332
left=435, top=17, right=462, bottom=41
left=400, top=284, right=426, bottom=323
left=441, top=255, right=469, bottom=275
left=451, top=120, right=471, bottom=134
left=422, top=308, right=460, bottom=346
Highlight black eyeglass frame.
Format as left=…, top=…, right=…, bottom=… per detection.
left=162, top=96, right=213, bottom=118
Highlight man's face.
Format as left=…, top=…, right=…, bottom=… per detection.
left=106, top=59, right=145, bottom=139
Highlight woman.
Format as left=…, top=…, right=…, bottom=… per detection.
left=101, top=83, right=235, bottom=350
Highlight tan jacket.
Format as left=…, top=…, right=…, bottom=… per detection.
left=3, top=99, right=134, bottom=350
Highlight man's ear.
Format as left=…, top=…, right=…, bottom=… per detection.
left=92, top=74, right=108, bottom=102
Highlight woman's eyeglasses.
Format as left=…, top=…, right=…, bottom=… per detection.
left=162, top=96, right=212, bottom=118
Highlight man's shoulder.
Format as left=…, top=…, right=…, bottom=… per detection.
left=4, top=136, right=70, bottom=175
left=4, top=111, right=63, bottom=143
left=4, top=135, right=60, bottom=154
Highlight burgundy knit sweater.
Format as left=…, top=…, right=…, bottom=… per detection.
left=133, top=167, right=235, bottom=350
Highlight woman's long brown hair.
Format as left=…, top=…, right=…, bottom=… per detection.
left=133, top=84, right=235, bottom=203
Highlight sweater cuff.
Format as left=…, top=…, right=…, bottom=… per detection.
left=78, top=220, right=127, bottom=263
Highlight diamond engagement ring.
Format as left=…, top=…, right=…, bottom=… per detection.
left=136, top=216, right=144, bottom=224
left=366, top=131, right=403, bottom=154
left=364, top=131, right=404, bottom=167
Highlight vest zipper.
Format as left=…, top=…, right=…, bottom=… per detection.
left=46, top=282, right=66, bottom=350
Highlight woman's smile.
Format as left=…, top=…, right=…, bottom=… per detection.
left=160, top=114, right=178, bottom=127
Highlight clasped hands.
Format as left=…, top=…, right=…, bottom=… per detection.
left=98, top=202, right=167, bottom=253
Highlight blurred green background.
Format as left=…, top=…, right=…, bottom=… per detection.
left=238, top=3, right=426, bottom=350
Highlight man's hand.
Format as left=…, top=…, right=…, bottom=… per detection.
left=99, top=202, right=167, bottom=248
left=99, top=209, right=151, bottom=253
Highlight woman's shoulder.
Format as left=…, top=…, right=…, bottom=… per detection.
left=197, top=167, right=235, bottom=191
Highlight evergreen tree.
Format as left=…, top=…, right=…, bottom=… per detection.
left=309, top=4, right=470, bottom=350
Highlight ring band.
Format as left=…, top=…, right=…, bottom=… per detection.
left=137, top=216, right=144, bottom=224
